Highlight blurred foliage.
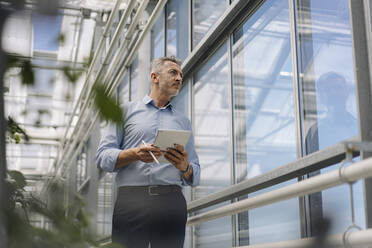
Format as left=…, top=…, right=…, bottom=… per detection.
left=20, top=60, right=34, bottom=86
left=94, top=84, right=124, bottom=125
left=6, top=55, right=34, bottom=86
left=2, top=169, right=123, bottom=248
left=57, top=33, right=65, bottom=46
left=6, top=116, right=29, bottom=143
left=62, top=66, right=83, bottom=84
left=1, top=0, right=124, bottom=246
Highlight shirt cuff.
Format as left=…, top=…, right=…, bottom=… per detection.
left=182, top=163, right=200, bottom=186
left=98, top=149, right=122, bottom=172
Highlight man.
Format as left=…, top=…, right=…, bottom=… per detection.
left=95, top=56, right=200, bottom=248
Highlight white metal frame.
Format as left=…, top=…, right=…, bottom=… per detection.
left=50, top=0, right=167, bottom=180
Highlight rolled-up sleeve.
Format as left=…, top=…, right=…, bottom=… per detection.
left=95, top=122, right=123, bottom=172
left=182, top=124, right=200, bottom=186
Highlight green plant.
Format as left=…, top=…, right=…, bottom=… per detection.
left=3, top=170, right=122, bottom=248
left=6, top=116, right=29, bottom=143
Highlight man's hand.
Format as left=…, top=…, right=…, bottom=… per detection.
left=164, top=144, right=189, bottom=172
left=134, top=144, right=161, bottom=163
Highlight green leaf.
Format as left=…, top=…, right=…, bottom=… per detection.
left=7, top=116, right=30, bottom=142
left=20, top=60, right=34, bottom=85
left=93, top=84, right=123, bottom=125
left=8, top=170, right=27, bottom=189
left=58, top=33, right=65, bottom=45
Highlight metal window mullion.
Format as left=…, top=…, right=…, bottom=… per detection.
left=164, top=4, right=167, bottom=56
left=188, top=0, right=192, bottom=54
left=227, top=34, right=237, bottom=247
left=348, top=0, right=372, bottom=229
left=189, top=0, right=194, bottom=52
left=288, top=0, right=309, bottom=238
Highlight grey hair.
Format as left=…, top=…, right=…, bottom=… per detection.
left=150, top=56, right=182, bottom=73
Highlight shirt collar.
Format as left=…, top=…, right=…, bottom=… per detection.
left=142, top=95, right=173, bottom=111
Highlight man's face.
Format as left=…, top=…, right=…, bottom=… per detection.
left=153, top=61, right=183, bottom=97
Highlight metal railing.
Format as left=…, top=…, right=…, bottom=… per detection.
left=186, top=143, right=372, bottom=247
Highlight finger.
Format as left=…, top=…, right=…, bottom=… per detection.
left=164, top=153, right=178, bottom=164
left=174, top=144, right=185, bottom=152
left=152, top=151, right=162, bottom=157
left=164, top=152, right=181, bottom=163
left=166, top=148, right=183, bottom=159
left=143, top=146, right=161, bottom=152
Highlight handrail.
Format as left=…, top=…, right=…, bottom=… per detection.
left=234, top=228, right=372, bottom=248
left=187, top=156, right=372, bottom=226
left=187, top=139, right=363, bottom=212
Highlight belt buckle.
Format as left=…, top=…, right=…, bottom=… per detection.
left=148, top=186, right=159, bottom=196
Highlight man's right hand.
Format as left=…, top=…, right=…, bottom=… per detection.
left=134, top=144, right=161, bottom=163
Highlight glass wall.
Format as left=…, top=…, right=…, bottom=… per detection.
left=296, top=0, right=365, bottom=234
left=192, top=0, right=226, bottom=48
left=232, top=0, right=299, bottom=244
left=124, top=0, right=371, bottom=246
left=151, top=10, right=165, bottom=60
left=166, top=0, right=189, bottom=60
left=193, top=43, right=232, bottom=247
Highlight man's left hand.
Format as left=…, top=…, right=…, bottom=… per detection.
left=164, top=144, right=189, bottom=172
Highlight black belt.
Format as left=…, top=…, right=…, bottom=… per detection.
left=118, top=185, right=182, bottom=196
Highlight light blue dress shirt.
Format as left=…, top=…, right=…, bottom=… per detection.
left=95, top=95, right=200, bottom=187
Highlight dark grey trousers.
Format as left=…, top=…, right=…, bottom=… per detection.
left=112, top=186, right=187, bottom=248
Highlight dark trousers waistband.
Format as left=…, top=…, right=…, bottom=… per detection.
left=118, top=185, right=182, bottom=196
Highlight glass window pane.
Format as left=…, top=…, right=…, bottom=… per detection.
left=192, top=0, right=226, bottom=49
left=232, top=0, right=299, bottom=245
left=171, top=80, right=189, bottom=117
left=32, top=13, right=62, bottom=51
left=193, top=43, right=231, bottom=247
left=297, top=0, right=365, bottom=234
left=151, top=10, right=165, bottom=60
left=166, top=0, right=189, bottom=60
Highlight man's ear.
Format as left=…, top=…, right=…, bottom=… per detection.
left=150, top=72, right=158, bottom=84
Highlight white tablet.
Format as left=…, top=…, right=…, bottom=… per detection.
left=154, top=129, right=191, bottom=164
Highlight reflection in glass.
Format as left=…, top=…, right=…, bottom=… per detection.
left=192, top=0, right=226, bottom=48
left=193, top=43, right=231, bottom=247
left=297, top=0, right=365, bottom=234
left=166, top=0, right=189, bottom=60
left=151, top=10, right=165, bottom=60
left=232, top=0, right=298, bottom=244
